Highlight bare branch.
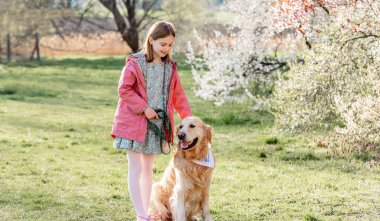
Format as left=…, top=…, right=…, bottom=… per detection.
left=316, top=1, right=330, bottom=15
left=75, top=0, right=97, bottom=32
left=341, top=33, right=380, bottom=49
left=50, top=20, right=66, bottom=40
left=136, top=0, right=159, bottom=28
left=81, top=17, right=118, bottom=32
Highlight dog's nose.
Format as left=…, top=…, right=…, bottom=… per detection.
left=178, top=132, right=186, bottom=141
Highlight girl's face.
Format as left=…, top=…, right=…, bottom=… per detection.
left=149, top=35, right=175, bottom=59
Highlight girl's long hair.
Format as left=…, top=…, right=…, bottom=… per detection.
left=141, top=21, right=176, bottom=62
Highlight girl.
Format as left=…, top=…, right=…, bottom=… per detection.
left=111, top=21, right=192, bottom=221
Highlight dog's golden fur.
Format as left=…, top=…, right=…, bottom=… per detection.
left=149, top=117, right=214, bottom=221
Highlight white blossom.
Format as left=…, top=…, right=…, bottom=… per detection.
left=186, top=0, right=297, bottom=106
left=272, top=0, right=380, bottom=150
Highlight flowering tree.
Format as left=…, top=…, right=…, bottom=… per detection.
left=272, top=0, right=380, bottom=152
left=188, top=0, right=380, bottom=153
left=187, top=0, right=295, bottom=107
left=273, top=0, right=366, bottom=48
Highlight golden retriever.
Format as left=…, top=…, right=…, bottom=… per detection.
left=149, top=116, right=214, bottom=221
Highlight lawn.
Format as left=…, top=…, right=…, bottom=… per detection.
left=0, top=56, right=379, bottom=220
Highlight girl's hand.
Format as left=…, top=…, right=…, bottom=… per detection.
left=144, top=107, right=158, bottom=119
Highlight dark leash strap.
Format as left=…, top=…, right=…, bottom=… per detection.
left=147, top=109, right=173, bottom=155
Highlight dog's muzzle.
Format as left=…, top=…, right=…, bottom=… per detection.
left=180, top=137, right=198, bottom=151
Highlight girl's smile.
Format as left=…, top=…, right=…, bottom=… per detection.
left=149, top=35, right=175, bottom=61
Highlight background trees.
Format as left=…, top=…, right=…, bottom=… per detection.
left=0, top=0, right=223, bottom=59
left=273, top=0, right=380, bottom=152
left=98, top=0, right=159, bottom=52
left=97, top=0, right=224, bottom=52
left=187, top=0, right=295, bottom=107
left=187, top=0, right=380, bottom=153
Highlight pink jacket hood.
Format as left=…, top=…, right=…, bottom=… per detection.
left=111, top=55, right=192, bottom=143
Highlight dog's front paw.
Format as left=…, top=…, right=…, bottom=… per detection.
left=174, top=152, right=185, bottom=168
left=174, top=150, right=182, bottom=159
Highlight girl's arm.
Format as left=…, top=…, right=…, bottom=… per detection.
left=118, top=64, right=147, bottom=114
left=172, top=63, right=192, bottom=119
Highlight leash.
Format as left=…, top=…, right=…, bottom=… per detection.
left=147, top=109, right=174, bottom=155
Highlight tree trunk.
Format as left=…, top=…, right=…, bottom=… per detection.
left=99, top=0, right=139, bottom=52
left=123, top=26, right=139, bottom=52
left=35, top=33, right=40, bottom=62
left=7, top=34, right=11, bottom=62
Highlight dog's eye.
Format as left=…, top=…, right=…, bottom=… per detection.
left=179, top=125, right=183, bottom=129
left=189, top=124, right=195, bottom=128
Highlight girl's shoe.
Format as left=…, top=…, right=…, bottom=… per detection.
left=148, top=213, right=162, bottom=221
left=137, top=215, right=152, bottom=221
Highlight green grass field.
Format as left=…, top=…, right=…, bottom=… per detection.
left=0, top=56, right=379, bottom=221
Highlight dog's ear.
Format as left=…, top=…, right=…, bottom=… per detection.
left=205, top=124, right=212, bottom=144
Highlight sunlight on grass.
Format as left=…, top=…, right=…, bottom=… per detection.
left=0, top=56, right=379, bottom=220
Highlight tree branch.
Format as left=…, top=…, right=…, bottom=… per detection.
left=316, top=1, right=330, bottom=15
left=99, top=0, right=127, bottom=34
left=75, top=0, right=96, bottom=32
left=341, top=33, right=380, bottom=49
left=136, top=0, right=159, bottom=28
left=50, top=20, right=66, bottom=40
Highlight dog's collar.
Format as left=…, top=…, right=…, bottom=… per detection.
left=191, top=146, right=214, bottom=168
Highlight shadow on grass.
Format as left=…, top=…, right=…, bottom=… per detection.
left=0, top=85, right=58, bottom=100
left=304, top=214, right=322, bottom=221
left=196, top=109, right=274, bottom=126
left=202, top=112, right=260, bottom=126
left=1, top=190, right=64, bottom=211
left=0, top=81, right=117, bottom=108
left=5, top=57, right=125, bottom=70
left=5, top=54, right=192, bottom=71
left=280, top=152, right=320, bottom=161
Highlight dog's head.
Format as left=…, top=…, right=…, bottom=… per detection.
left=176, top=116, right=212, bottom=160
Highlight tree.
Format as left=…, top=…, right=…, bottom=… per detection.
left=0, top=0, right=100, bottom=60
left=98, top=0, right=159, bottom=52
left=273, top=0, right=368, bottom=48
left=0, top=0, right=72, bottom=44
left=187, top=0, right=294, bottom=106
left=161, top=0, right=216, bottom=52
left=186, top=0, right=380, bottom=153
left=272, top=0, right=380, bottom=152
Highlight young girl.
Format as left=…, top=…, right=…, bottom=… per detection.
left=111, top=21, right=192, bottom=221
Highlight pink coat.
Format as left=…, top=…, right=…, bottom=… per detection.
left=111, top=56, right=192, bottom=143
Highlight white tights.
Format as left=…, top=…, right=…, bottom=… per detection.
left=126, top=150, right=155, bottom=218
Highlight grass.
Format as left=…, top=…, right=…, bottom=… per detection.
left=265, top=137, right=279, bottom=145
left=0, top=56, right=379, bottom=220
